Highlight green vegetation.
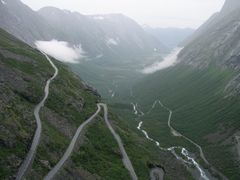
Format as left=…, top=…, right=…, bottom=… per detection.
left=0, top=27, right=157, bottom=180
left=0, top=29, right=53, bottom=179
left=30, top=120, right=69, bottom=177
left=2, top=28, right=177, bottom=180
left=111, top=110, right=194, bottom=180
left=69, top=61, right=144, bottom=100
left=28, top=60, right=99, bottom=178
left=71, top=118, right=130, bottom=180
left=0, top=28, right=101, bottom=179
left=69, top=111, right=192, bottom=180
left=131, top=64, right=240, bottom=179
left=1, top=22, right=239, bottom=180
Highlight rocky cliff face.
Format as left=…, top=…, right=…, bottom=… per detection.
left=178, top=0, right=240, bottom=70
left=0, top=0, right=55, bottom=46
left=221, top=0, right=240, bottom=16
left=178, top=0, right=240, bottom=96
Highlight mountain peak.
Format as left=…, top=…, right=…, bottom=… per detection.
left=221, top=0, right=240, bottom=15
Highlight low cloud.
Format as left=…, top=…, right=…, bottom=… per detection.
left=35, top=40, right=85, bottom=63
left=142, top=48, right=182, bottom=74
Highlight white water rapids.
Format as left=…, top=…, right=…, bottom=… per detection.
left=131, top=100, right=210, bottom=180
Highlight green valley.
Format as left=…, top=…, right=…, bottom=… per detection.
left=129, top=64, right=240, bottom=179
left=1, top=0, right=240, bottom=179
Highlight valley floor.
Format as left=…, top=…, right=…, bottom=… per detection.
left=108, top=64, right=240, bottom=180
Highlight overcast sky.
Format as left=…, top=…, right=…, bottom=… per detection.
left=21, top=0, right=225, bottom=29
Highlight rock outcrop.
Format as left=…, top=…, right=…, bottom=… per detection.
left=221, top=0, right=240, bottom=16
left=178, top=0, right=240, bottom=69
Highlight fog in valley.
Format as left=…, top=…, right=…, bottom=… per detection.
left=35, top=40, right=85, bottom=63
left=142, top=48, right=182, bottom=74
left=1, top=0, right=239, bottom=180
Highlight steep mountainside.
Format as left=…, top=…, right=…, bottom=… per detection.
left=221, top=0, right=240, bottom=16
left=2, top=0, right=240, bottom=179
left=132, top=64, right=240, bottom=179
left=0, top=28, right=191, bottom=180
left=178, top=0, right=240, bottom=71
left=38, top=7, right=167, bottom=64
left=144, top=27, right=194, bottom=49
left=0, top=28, right=101, bottom=179
left=0, top=27, right=137, bottom=180
left=0, top=0, right=167, bottom=65
left=0, top=0, right=168, bottom=101
left=124, top=0, right=240, bottom=179
left=0, top=0, right=55, bottom=46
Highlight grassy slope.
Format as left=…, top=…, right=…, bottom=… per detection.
left=71, top=118, right=130, bottom=180
left=67, top=49, right=193, bottom=180
left=3, top=26, right=235, bottom=180
left=107, top=107, right=193, bottom=180
left=1, top=28, right=185, bottom=180
left=69, top=61, right=144, bottom=100
left=0, top=28, right=100, bottom=179
left=70, top=60, right=195, bottom=179
left=0, top=28, right=52, bottom=179
left=132, top=64, right=240, bottom=179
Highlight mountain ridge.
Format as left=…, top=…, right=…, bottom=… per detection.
left=0, top=0, right=168, bottom=66
left=178, top=0, right=240, bottom=70
left=221, top=0, right=240, bottom=16
left=0, top=0, right=55, bottom=45
left=38, top=6, right=168, bottom=63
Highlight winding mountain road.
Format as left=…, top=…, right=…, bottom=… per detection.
left=44, top=104, right=101, bottom=180
left=99, top=103, right=138, bottom=180
left=16, top=53, right=58, bottom=180
left=16, top=52, right=137, bottom=179
left=44, top=103, right=137, bottom=180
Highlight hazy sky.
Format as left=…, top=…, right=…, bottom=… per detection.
left=21, top=0, right=225, bottom=28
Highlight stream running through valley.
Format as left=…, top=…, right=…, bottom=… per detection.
left=131, top=100, right=215, bottom=180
